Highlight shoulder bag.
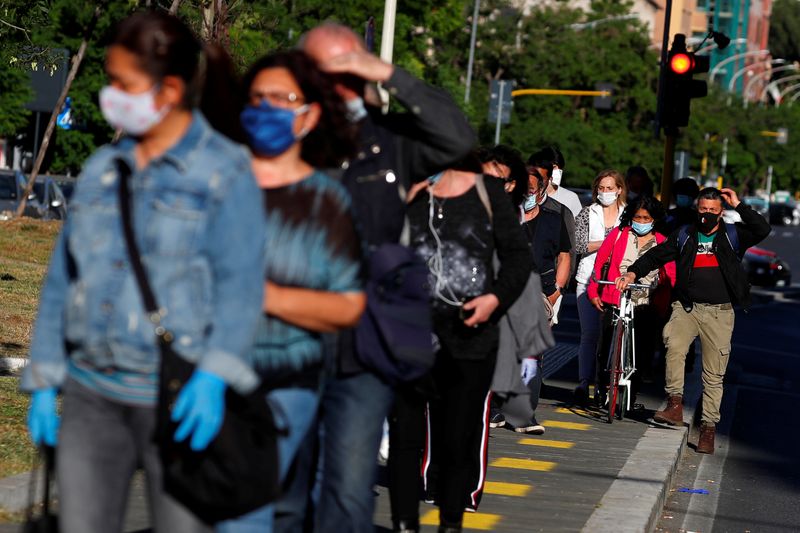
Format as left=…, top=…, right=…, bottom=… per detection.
left=115, top=159, right=280, bottom=524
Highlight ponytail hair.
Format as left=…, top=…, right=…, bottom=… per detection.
left=111, top=11, right=242, bottom=140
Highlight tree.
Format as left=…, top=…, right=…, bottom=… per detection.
left=769, top=0, right=800, bottom=64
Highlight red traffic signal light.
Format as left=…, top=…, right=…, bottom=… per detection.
left=670, top=53, right=694, bottom=75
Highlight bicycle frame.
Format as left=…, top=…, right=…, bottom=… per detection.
left=593, top=276, right=654, bottom=420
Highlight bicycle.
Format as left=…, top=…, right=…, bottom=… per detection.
left=593, top=277, right=654, bottom=424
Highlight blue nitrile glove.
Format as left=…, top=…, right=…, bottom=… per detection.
left=172, top=369, right=226, bottom=452
left=521, top=358, right=539, bottom=387
left=28, top=388, right=59, bottom=447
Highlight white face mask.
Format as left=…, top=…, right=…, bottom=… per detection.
left=551, top=168, right=563, bottom=186
left=345, top=97, right=368, bottom=123
left=598, top=191, right=619, bottom=207
left=99, top=85, right=171, bottom=136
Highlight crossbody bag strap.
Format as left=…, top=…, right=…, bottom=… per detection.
left=115, top=159, right=163, bottom=324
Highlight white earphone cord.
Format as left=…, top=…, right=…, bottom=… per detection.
left=427, top=192, right=462, bottom=307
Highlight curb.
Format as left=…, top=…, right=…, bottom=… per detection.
left=582, top=365, right=703, bottom=533
left=0, top=469, right=41, bottom=514
left=0, top=358, right=27, bottom=374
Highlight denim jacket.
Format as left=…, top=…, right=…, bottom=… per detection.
left=22, top=112, right=267, bottom=394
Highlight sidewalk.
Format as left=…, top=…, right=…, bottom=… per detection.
left=372, top=355, right=693, bottom=532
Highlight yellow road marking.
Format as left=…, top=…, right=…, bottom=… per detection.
left=540, top=419, right=592, bottom=431
left=483, top=480, right=532, bottom=497
left=490, top=457, right=556, bottom=471
left=518, top=438, right=575, bottom=449
left=421, top=509, right=501, bottom=530
left=555, top=406, right=593, bottom=416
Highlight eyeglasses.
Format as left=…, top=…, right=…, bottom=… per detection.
left=250, top=91, right=306, bottom=109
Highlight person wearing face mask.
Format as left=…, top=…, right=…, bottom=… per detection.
left=617, top=188, right=770, bottom=454
left=216, top=50, right=365, bottom=533
left=539, top=146, right=583, bottom=219
left=299, top=23, right=476, bottom=533
left=476, top=144, right=528, bottom=209
left=572, top=169, right=627, bottom=406
left=22, top=12, right=267, bottom=533
left=587, top=196, right=676, bottom=406
left=625, top=165, right=655, bottom=204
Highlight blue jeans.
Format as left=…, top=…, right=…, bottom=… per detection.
left=577, top=283, right=602, bottom=387
left=216, top=387, right=320, bottom=533
left=314, top=371, right=394, bottom=533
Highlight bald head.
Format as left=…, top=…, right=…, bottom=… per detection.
left=301, top=22, right=368, bottom=102
left=301, top=23, right=365, bottom=65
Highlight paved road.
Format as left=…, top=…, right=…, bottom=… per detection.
left=656, top=225, right=800, bottom=533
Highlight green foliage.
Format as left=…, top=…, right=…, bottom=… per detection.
left=0, top=0, right=797, bottom=194
left=769, top=0, right=800, bottom=63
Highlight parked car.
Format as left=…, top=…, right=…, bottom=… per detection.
left=29, top=176, right=68, bottom=220
left=768, top=201, right=800, bottom=226
left=742, top=196, right=769, bottom=217
left=743, top=246, right=791, bottom=288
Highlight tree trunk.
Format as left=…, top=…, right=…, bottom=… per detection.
left=15, top=5, right=104, bottom=218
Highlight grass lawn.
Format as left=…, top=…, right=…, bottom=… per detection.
left=0, top=219, right=58, bottom=481
left=0, top=377, right=35, bottom=479
left=0, top=219, right=60, bottom=358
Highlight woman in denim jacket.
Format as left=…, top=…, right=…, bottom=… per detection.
left=22, top=12, right=267, bottom=533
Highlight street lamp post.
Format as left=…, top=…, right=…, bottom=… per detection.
left=695, top=38, right=747, bottom=56
left=744, top=64, right=799, bottom=108
left=760, top=74, right=800, bottom=104
left=709, top=49, right=770, bottom=83
left=464, top=0, right=480, bottom=104
left=727, top=59, right=787, bottom=105
left=778, top=82, right=800, bottom=105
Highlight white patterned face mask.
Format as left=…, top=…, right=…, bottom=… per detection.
left=99, top=85, right=171, bottom=135
left=598, top=191, right=619, bottom=207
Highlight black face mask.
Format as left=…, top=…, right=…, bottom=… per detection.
left=697, top=212, right=720, bottom=234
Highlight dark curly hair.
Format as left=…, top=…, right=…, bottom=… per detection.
left=619, top=195, right=666, bottom=228
left=477, top=144, right=528, bottom=208
left=241, top=50, right=358, bottom=168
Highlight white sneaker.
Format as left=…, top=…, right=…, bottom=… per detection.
left=514, top=417, right=545, bottom=435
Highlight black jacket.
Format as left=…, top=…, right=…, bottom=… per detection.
left=628, top=203, right=771, bottom=309
left=335, top=68, right=478, bottom=374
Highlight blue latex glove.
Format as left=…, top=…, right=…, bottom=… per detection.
left=28, top=388, right=59, bottom=447
left=521, top=358, right=539, bottom=386
left=172, top=369, right=226, bottom=452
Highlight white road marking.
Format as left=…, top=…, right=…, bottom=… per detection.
left=681, top=385, right=738, bottom=533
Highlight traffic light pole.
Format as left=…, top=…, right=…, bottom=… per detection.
left=654, top=0, right=673, bottom=139
left=661, top=129, right=677, bottom=208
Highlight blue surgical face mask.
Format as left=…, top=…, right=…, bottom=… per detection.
left=240, top=100, right=309, bottom=156
left=428, top=171, right=444, bottom=185
left=523, top=192, right=539, bottom=212
left=345, top=97, right=368, bottom=123
left=631, top=221, right=654, bottom=236
left=676, top=194, right=694, bottom=208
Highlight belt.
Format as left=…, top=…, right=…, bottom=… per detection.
left=696, top=302, right=733, bottom=311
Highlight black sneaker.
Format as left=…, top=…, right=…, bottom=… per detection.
left=514, top=416, right=545, bottom=435
left=489, top=411, right=506, bottom=428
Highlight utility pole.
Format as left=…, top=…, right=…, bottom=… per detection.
left=720, top=136, right=728, bottom=179
left=464, top=0, right=480, bottom=104
left=494, top=80, right=505, bottom=145
left=765, top=165, right=773, bottom=209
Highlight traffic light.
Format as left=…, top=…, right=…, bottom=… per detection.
left=662, top=34, right=708, bottom=129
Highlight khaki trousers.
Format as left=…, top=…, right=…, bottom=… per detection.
left=662, top=301, right=735, bottom=424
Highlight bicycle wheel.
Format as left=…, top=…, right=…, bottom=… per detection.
left=606, top=320, right=624, bottom=424
left=617, top=325, right=633, bottom=421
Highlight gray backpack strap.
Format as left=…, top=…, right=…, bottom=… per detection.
left=475, top=174, right=493, bottom=223
left=398, top=181, right=411, bottom=246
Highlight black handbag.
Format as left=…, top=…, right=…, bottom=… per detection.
left=22, top=446, right=58, bottom=533
left=115, top=159, right=281, bottom=524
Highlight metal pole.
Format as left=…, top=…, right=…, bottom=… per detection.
left=695, top=38, right=747, bottom=56
left=661, top=131, right=677, bottom=208
left=765, top=165, right=773, bottom=210
left=760, top=74, right=800, bottom=104
left=709, top=49, right=770, bottom=83
left=32, top=112, right=41, bottom=165
left=720, top=137, right=728, bottom=178
left=494, top=80, right=505, bottom=145
left=464, top=0, right=480, bottom=104
left=654, top=0, right=673, bottom=138
left=778, top=82, right=800, bottom=102
left=744, top=63, right=797, bottom=108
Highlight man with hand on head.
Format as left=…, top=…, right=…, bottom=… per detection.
left=616, top=188, right=769, bottom=455
left=300, top=22, right=476, bottom=533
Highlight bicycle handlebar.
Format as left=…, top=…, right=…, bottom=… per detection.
left=592, top=275, right=655, bottom=291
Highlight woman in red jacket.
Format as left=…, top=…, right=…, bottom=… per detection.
left=587, top=195, right=676, bottom=406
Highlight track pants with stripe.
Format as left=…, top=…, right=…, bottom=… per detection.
left=388, top=351, right=495, bottom=525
